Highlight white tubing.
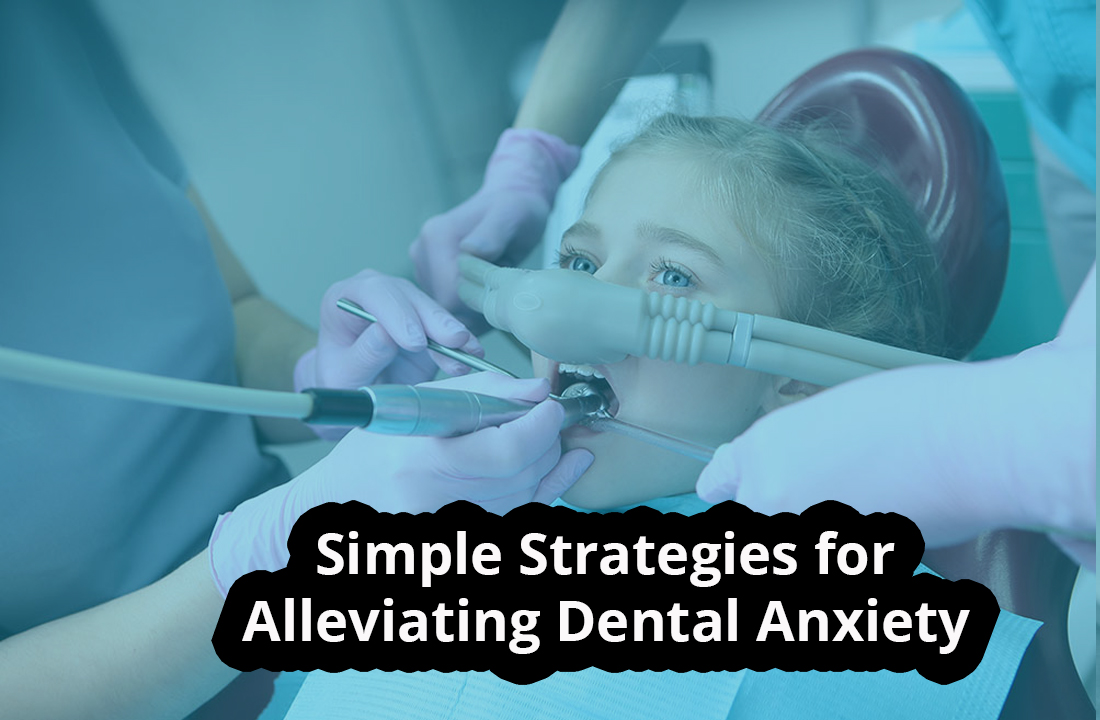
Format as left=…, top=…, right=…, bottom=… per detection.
left=745, top=340, right=882, bottom=387
left=0, top=345, right=312, bottom=419
left=751, top=315, right=957, bottom=370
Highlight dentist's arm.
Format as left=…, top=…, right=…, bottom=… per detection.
left=411, top=0, right=684, bottom=317
left=189, top=187, right=485, bottom=444
left=0, top=554, right=235, bottom=720
left=211, top=372, right=595, bottom=593
left=0, top=373, right=593, bottom=720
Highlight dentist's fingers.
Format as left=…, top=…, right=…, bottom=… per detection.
left=696, top=440, right=743, bottom=504
left=425, top=373, right=551, bottom=404
left=336, top=277, right=426, bottom=352
left=459, top=200, right=531, bottom=258
left=441, top=399, right=565, bottom=478
left=446, top=439, right=563, bottom=503
left=457, top=253, right=499, bottom=287
left=427, top=350, right=474, bottom=377
left=394, top=279, right=485, bottom=356
left=411, top=202, right=480, bottom=312
left=531, top=449, right=595, bottom=505
left=346, top=323, right=401, bottom=383
left=332, top=271, right=481, bottom=355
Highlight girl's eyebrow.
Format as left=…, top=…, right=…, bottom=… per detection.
left=564, top=220, right=724, bottom=267
left=562, top=220, right=600, bottom=241
left=638, top=222, right=723, bottom=266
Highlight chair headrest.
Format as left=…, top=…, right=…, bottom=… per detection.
left=757, top=48, right=1009, bottom=357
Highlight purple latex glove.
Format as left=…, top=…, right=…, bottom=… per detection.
left=209, top=372, right=595, bottom=596
left=698, top=267, right=1096, bottom=569
left=295, top=269, right=484, bottom=440
left=409, top=128, right=581, bottom=321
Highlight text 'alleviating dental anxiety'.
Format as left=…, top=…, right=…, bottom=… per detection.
left=212, top=501, right=1000, bottom=685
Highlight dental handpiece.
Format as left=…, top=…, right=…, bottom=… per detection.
left=458, top=255, right=959, bottom=387
left=303, top=382, right=607, bottom=436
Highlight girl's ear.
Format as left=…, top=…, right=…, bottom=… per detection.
left=760, top=375, right=824, bottom=413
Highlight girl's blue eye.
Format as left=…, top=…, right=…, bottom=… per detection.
left=657, top=268, right=691, bottom=287
left=567, top=256, right=597, bottom=274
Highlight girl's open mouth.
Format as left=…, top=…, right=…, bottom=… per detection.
left=552, top=362, right=620, bottom=417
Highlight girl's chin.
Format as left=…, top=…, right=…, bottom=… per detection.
left=557, top=432, right=703, bottom=510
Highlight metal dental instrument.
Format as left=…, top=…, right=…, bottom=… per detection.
left=583, top=414, right=717, bottom=463
left=457, top=255, right=960, bottom=388
left=341, top=300, right=700, bottom=451
left=336, top=298, right=519, bottom=378
left=554, top=381, right=715, bottom=462
left=337, top=298, right=594, bottom=408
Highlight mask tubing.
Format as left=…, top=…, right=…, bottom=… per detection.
left=745, top=341, right=881, bottom=387
left=750, top=315, right=955, bottom=370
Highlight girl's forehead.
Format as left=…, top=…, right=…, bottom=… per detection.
left=582, top=155, right=732, bottom=243
left=594, top=151, right=705, bottom=195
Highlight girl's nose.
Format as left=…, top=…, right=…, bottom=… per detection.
left=592, top=257, right=634, bottom=288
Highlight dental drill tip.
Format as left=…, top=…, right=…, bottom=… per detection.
left=555, top=382, right=610, bottom=428
left=559, top=382, right=609, bottom=413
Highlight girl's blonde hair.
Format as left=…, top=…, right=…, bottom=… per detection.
left=596, top=114, right=950, bottom=357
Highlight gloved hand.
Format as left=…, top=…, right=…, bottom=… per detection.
left=410, top=128, right=581, bottom=322
left=698, top=267, right=1096, bottom=567
left=295, top=269, right=484, bottom=440
left=209, top=372, right=595, bottom=595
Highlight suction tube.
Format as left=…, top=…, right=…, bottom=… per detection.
left=0, top=345, right=605, bottom=437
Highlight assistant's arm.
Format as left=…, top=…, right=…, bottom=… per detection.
left=0, top=553, right=235, bottom=720
left=411, top=0, right=683, bottom=315
left=698, top=267, right=1097, bottom=566
left=514, top=0, right=685, bottom=145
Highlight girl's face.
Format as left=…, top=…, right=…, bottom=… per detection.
left=534, top=151, right=787, bottom=509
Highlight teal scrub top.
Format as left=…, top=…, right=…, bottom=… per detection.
left=0, top=0, right=290, bottom=640
left=967, top=0, right=1097, bottom=190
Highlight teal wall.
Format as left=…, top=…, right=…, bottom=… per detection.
left=968, top=93, right=1067, bottom=360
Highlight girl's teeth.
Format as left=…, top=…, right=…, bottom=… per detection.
left=558, top=364, right=605, bottom=380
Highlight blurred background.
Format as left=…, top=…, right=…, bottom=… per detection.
left=92, top=0, right=1092, bottom=701
left=94, top=0, right=1068, bottom=462
left=96, top=0, right=984, bottom=344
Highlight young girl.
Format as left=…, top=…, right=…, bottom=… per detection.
left=275, top=114, right=1037, bottom=720
left=542, top=113, right=948, bottom=511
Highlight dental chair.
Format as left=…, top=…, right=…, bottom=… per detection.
left=757, top=48, right=1091, bottom=720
